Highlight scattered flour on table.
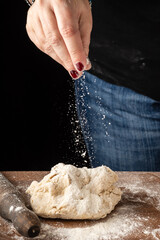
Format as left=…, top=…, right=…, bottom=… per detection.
left=35, top=204, right=158, bottom=240
left=117, top=172, right=160, bottom=211
left=40, top=216, right=141, bottom=240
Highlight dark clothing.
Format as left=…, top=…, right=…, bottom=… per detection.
left=89, top=1, right=160, bottom=100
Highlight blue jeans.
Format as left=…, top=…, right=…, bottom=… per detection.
left=75, top=72, right=160, bottom=171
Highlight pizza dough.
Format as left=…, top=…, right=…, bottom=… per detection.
left=26, top=163, right=122, bottom=220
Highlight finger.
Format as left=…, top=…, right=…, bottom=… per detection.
left=53, top=2, right=87, bottom=72
left=79, top=10, right=92, bottom=70
left=26, top=22, right=63, bottom=67
left=32, top=15, right=45, bottom=47
left=40, top=8, right=82, bottom=79
left=28, top=8, right=66, bottom=67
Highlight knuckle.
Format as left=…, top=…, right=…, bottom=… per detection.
left=83, top=40, right=90, bottom=52
left=63, top=58, right=73, bottom=69
left=70, top=49, right=82, bottom=59
left=46, top=32, right=61, bottom=47
left=44, top=43, right=53, bottom=54
left=39, top=36, right=45, bottom=46
left=83, top=46, right=89, bottom=56
left=37, top=37, right=45, bottom=51
left=60, top=25, right=78, bottom=38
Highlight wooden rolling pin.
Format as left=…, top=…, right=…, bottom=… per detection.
left=0, top=173, right=41, bottom=238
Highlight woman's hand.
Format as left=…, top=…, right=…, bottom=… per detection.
left=26, top=0, right=92, bottom=79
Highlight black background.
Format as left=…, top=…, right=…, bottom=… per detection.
left=3, top=1, right=89, bottom=170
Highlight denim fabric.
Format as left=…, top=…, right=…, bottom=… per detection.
left=75, top=72, right=160, bottom=171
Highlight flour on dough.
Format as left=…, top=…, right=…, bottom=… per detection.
left=26, top=163, right=122, bottom=220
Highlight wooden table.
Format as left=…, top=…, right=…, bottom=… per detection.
left=0, top=171, right=160, bottom=240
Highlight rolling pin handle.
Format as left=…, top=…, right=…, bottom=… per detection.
left=0, top=173, right=41, bottom=238
left=11, top=208, right=41, bottom=238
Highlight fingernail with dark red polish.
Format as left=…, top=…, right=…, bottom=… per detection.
left=75, top=62, right=84, bottom=72
left=70, top=70, right=79, bottom=79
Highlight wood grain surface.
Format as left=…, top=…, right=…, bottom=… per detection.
left=0, top=171, right=160, bottom=240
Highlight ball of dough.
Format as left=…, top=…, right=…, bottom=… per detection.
left=26, top=163, right=122, bottom=220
